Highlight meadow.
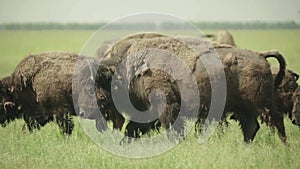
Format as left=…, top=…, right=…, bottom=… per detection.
left=0, top=30, right=300, bottom=169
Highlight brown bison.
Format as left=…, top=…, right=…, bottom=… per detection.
left=292, top=86, right=300, bottom=126
left=272, top=67, right=299, bottom=122
left=97, top=33, right=286, bottom=143
left=1, top=51, right=116, bottom=134
left=203, top=47, right=286, bottom=142
left=96, top=33, right=196, bottom=142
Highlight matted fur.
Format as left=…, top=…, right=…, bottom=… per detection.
left=99, top=33, right=286, bottom=143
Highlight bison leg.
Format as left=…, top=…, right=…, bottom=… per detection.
left=171, top=116, right=185, bottom=139
left=120, top=121, right=140, bottom=144
left=95, top=116, right=108, bottom=132
left=121, top=120, right=159, bottom=144
left=23, top=112, right=40, bottom=132
left=195, top=105, right=209, bottom=135
left=111, top=111, right=125, bottom=131
left=56, top=114, right=74, bottom=135
left=159, top=103, right=185, bottom=140
left=270, top=112, right=286, bottom=143
left=235, top=113, right=260, bottom=143
left=36, top=115, right=53, bottom=127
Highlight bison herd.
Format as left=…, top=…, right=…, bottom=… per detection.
left=0, top=31, right=299, bottom=144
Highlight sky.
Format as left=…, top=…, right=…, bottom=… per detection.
left=0, top=0, right=299, bottom=23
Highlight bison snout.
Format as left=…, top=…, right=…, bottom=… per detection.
left=78, top=108, right=100, bottom=119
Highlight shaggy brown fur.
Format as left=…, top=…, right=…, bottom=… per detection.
left=6, top=51, right=124, bottom=134
left=179, top=37, right=286, bottom=142
left=8, top=52, right=81, bottom=133
left=272, top=67, right=299, bottom=121
left=100, top=33, right=286, bottom=143
left=100, top=33, right=193, bottom=141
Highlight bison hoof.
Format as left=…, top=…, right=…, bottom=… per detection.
left=96, top=118, right=108, bottom=132
left=119, top=136, right=136, bottom=145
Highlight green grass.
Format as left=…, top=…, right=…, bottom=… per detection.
left=0, top=30, right=300, bottom=169
left=0, top=30, right=94, bottom=77
left=1, top=119, right=300, bottom=169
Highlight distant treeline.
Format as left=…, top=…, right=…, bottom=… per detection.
left=0, top=21, right=299, bottom=30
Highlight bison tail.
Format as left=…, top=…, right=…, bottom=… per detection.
left=260, top=51, right=286, bottom=91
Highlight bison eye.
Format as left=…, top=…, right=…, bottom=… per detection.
left=99, top=95, right=105, bottom=100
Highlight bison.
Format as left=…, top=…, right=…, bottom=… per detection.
left=2, top=51, right=118, bottom=134
left=292, top=86, right=300, bottom=126
left=271, top=67, right=299, bottom=122
left=96, top=33, right=286, bottom=143
left=200, top=46, right=286, bottom=142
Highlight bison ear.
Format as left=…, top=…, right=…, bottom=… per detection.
left=293, top=73, right=299, bottom=81
left=204, top=34, right=214, bottom=38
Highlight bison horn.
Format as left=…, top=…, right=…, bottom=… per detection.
left=87, top=59, right=97, bottom=81
left=3, top=101, right=15, bottom=112
left=4, top=102, right=15, bottom=107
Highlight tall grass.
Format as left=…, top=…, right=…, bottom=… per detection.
left=0, top=119, right=299, bottom=169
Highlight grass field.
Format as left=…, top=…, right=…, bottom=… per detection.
left=0, top=30, right=300, bottom=169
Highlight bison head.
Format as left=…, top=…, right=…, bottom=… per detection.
left=77, top=81, right=110, bottom=119
left=272, top=68, right=299, bottom=93
left=74, top=58, right=115, bottom=132
left=0, top=78, right=18, bottom=126
left=76, top=73, right=111, bottom=132
left=292, top=86, right=300, bottom=126
left=280, top=69, right=299, bottom=93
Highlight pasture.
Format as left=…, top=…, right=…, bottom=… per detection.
left=0, top=30, right=300, bottom=169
